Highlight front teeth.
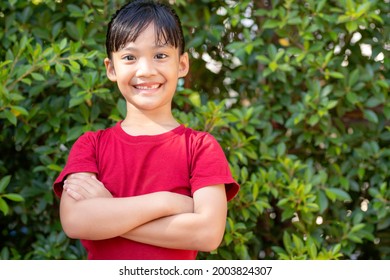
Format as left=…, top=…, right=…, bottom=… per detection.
left=135, top=84, right=160, bottom=90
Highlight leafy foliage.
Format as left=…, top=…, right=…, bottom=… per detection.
left=0, top=0, right=389, bottom=259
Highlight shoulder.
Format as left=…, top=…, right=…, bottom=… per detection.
left=71, top=123, right=117, bottom=148
left=182, top=126, right=226, bottom=157
left=183, top=126, right=219, bottom=146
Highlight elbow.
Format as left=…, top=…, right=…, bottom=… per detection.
left=60, top=215, right=86, bottom=240
left=200, top=240, right=223, bottom=253
left=62, top=225, right=83, bottom=240
left=60, top=208, right=109, bottom=240
left=197, top=228, right=225, bottom=252
left=60, top=204, right=92, bottom=239
left=62, top=227, right=81, bottom=240
left=59, top=194, right=96, bottom=240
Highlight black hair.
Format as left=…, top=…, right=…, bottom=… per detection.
left=106, top=0, right=185, bottom=58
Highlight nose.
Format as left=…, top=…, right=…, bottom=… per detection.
left=135, top=57, right=157, bottom=77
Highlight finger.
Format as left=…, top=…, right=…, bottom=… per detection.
left=64, top=178, right=94, bottom=197
left=91, top=176, right=105, bottom=186
left=64, top=187, right=84, bottom=201
left=65, top=176, right=110, bottom=198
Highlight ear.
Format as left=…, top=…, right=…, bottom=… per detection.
left=104, top=58, right=117, bottom=82
left=178, top=52, right=189, bottom=78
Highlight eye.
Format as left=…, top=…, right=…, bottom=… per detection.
left=123, top=55, right=136, bottom=61
left=155, top=53, right=168, bottom=59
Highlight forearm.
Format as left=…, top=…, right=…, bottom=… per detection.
left=60, top=191, right=192, bottom=240
left=121, top=185, right=228, bottom=252
left=121, top=212, right=225, bottom=251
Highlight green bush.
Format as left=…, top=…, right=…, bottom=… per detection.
left=0, top=0, right=389, bottom=260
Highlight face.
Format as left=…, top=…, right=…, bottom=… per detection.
left=104, top=23, right=189, bottom=114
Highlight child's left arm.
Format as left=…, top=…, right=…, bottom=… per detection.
left=121, top=184, right=228, bottom=252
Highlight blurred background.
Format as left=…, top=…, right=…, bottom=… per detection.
left=0, top=0, right=389, bottom=259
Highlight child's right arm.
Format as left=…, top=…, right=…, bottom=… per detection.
left=60, top=172, right=193, bottom=240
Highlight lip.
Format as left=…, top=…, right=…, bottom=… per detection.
left=133, top=82, right=162, bottom=94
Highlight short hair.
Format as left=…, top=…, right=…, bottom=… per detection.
left=106, top=0, right=185, bottom=58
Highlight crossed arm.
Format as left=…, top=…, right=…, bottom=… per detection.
left=60, top=172, right=227, bottom=252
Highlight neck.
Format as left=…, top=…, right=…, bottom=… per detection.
left=121, top=105, right=180, bottom=136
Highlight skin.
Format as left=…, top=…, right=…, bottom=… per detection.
left=60, top=23, right=228, bottom=252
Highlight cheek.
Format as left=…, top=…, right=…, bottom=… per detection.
left=115, top=67, right=133, bottom=81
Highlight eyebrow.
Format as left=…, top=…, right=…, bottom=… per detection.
left=120, top=43, right=172, bottom=52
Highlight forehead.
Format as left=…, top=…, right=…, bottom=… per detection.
left=118, top=23, right=177, bottom=51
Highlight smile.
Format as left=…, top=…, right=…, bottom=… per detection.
left=134, top=84, right=161, bottom=90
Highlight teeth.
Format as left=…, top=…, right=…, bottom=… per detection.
left=135, top=84, right=160, bottom=90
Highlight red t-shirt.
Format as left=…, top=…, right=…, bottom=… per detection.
left=53, top=122, right=239, bottom=260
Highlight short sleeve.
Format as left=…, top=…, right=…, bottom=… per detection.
left=53, top=132, right=99, bottom=197
left=189, top=133, right=239, bottom=201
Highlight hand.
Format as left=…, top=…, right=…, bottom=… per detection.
left=63, top=173, right=112, bottom=201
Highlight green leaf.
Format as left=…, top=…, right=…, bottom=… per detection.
left=69, top=96, right=85, bottom=108
left=55, top=63, right=65, bottom=77
left=2, top=193, right=24, bottom=202
left=3, top=110, right=17, bottom=125
left=347, top=233, right=363, bottom=243
left=256, top=55, right=270, bottom=64
left=0, top=198, right=9, bottom=215
left=363, top=109, right=378, bottom=123
left=283, top=231, right=292, bottom=252
left=356, top=3, right=371, bottom=17
left=377, top=218, right=390, bottom=231
left=224, top=233, right=233, bottom=246
left=332, top=244, right=342, bottom=255
left=308, top=114, right=320, bottom=126
left=328, top=71, right=345, bottom=79
left=59, top=38, right=68, bottom=50
left=0, top=60, right=12, bottom=68
left=116, top=98, right=127, bottom=119
left=19, top=35, right=29, bottom=50
left=353, top=211, right=364, bottom=225
left=68, top=60, right=80, bottom=73
left=321, top=84, right=333, bottom=97
left=346, top=21, right=358, bottom=33
left=269, top=61, right=278, bottom=72
left=66, top=21, right=80, bottom=40
left=309, top=241, right=318, bottom=259
left=366, top=97, right=383, bottom=108
left=346, top=0, right=356, bottom=12
left=189, top=92, right=201, bottom=107
left=47, top=164, right=64, bottom=172
left=85, top=50, right=98, bottom=59
left=11, top=106, right=29, bottom=116
left=346, top=92, right=359, bottom=104
left=187, top=36, right=204, bottom=49
left=325, top=188, right=352, bottom=202
left=31, top=72, right=45, bottom=81
left=67, top=4, right=84, bottom=17
left=326, top=100, right=338, bottom=110
left=348, top=69, right=360, bottom=87
left=21, top=78, right=32, bottom=85
left=66, top=126, right=84, bottom=142
left=281, top=208, right=295, bottom=221
left=262, top=19, right=280, bottom=29
left=316, top=0, right=327, bottom=12
left=277, top=198, right=290, bottom=207
left=0, top=175, right=11, bottom=193
left=350, top=223, right=365, bottom=233
left=318, top=190, right=329, bottom=214
left=240, top=166, right=248, bottom=183
left=292, top=234, right=304, bottom=252
left=277, top=142, right=286, bottom=157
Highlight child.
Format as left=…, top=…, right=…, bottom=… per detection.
left=53, top=0, right=239, bottom=260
